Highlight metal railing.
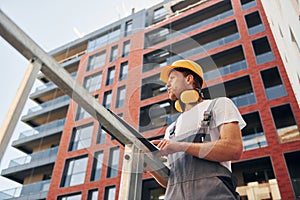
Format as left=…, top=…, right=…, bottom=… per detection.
left=166, top=10, right=234, bottom=40
left=265, top=84, right=287, bottom=100
left=7, top=146, right=58, bottom=168
left=241, top=0, right=257, bottom=10
left=0, top=179, right=50, bottom=199
left=167, top=32, right=240, bottom=64
left=27, top=95, right=70, bottom=114
left=256, top=51, right=275, bottom=64
left=231, top=92, right=256, bottom=108
left=204, top=60, right=247, bottom=81
left=18, top=118, right=66, bottom=139
left=248, top=24, right=265, bottom=35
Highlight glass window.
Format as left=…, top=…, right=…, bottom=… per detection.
left=75, top=106, right=91, bottom=121
left=260, top=67, right=287, bottom=100
left=58, top=193, right=82, bottom=200
left=240, top=0, right=257, bottom=10
left=107, top=147, right=120, bottom=178
left=119, top=61, right=128, bottom=81
left=242, top=112, right=267, bottom=151
left=104, top=185, right=116, bottom=200
left=122, top=40, right=130, bottom=57
left=106, top=67, right=115, bottom=86
left=84, top=72, right=102, bottom=92
left=90, top=151, right=104, bottom=181
left=139, top=100, right=175, bottom=132
left=110, top=45, right=118, bottom=62
left=271, top=104, right=300, bottom=143
left=87, top=51, right=106, bottom=71
left=116, top=86, right=126, bottom=108
left=141, top=74, right=166, bottom=100
left=87, top=26, right=121, bottom=52
left=103, top=90, right=112, bottom=109
left=69, top=124, right=93, bottom=151
left=245, top=11, right=264, bottom=35
left=61, top=156, right=88, bottom=187
left=87, top=189, right=98, bottom=200
left=252, top=37, right=275, bottom=64
left=125, top=20, right=133, bottom=36
left=96, top=126, right=106, bottom=144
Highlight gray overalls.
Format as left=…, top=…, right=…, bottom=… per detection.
left=164, top=99, right=240, bottom=200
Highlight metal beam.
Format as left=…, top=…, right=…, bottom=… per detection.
left=119, top=144, right=144, bottom=200
left=0, top=60, right=41, bottom=163
left=0, top=9, right=169, bottom=181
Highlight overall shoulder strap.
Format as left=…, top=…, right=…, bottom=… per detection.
left=198, top=98, right=219, bottom=142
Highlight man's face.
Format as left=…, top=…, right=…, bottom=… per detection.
left=166, top=70, right=192, bottom=100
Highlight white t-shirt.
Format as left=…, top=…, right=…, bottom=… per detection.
left=164, top=97, right=246, bottom=171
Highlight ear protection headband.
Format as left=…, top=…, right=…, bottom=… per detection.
left=175, top=89, right=201, bottom=112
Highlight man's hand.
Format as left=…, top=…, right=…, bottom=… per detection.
left=151, top=139, right=182, bottom=156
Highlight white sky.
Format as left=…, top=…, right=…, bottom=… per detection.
left=0, top=0, right=162, bottom=191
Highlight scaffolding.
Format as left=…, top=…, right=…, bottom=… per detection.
left=0, top=9, right=169, bottom=200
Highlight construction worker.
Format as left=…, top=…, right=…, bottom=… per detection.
left=150, top=59, right=246, bottom=199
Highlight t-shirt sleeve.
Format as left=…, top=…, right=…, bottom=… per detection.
left=213, top=97, right=246, bottom=130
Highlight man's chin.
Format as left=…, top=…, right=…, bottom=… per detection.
left=168, top=93, right=178, bottom=101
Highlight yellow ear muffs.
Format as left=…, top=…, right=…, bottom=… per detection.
left=180, top=90, right=200, bottom=104
left=175, top=100, right=183, bottom=112
left=174, top=90, right=200, bottom=112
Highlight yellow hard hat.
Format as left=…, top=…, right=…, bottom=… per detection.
left=160, top=59, right=204, bottom=87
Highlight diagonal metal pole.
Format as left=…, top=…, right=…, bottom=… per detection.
left=0, top=60, right=41, bottom=163
left=0, top=9, right=169, bottom=185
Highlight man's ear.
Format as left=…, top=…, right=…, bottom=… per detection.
left=186, top=74, right=194, bottom=85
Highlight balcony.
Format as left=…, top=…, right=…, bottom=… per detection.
left=1, top=147, right=58, bottom=182
left=248, top=24, right=265, bottom=35
left=21, top=95, right=70, bottom=127
left=241, top=0, right=257, bottom=10
left=167, top=10, right=234, bottom=41
left=265, top=84, right=287, bottom=100
left=204, top=60, right=247, bottom=81
left=12, top=118, right=65, bottom=153
left=256, top=51, right=275, bottom=64
left=0, top=179, right=50, bottom=200
left=145, top=0, right=234, bottom=48
left=231, top=92, right=256, bottom=108
left=167, top=32, right=240, bottom=64
left=31, top=72, right=77, bottom=103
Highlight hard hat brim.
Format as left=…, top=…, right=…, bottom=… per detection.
left=160, top=65, right=177, bottom=83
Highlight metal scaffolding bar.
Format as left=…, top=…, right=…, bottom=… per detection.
left=0, top=60, right=41, bottom=163
left=0, top=8, right=169, bottom=197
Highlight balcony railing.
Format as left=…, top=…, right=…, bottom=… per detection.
left=248, top=24, right=265, bottom=35
left=241, top=0, right=257, bottom=10
left=256, top=51, right=275, bottom=64
left=34, top=72, right=77, bottom=93
left=7, top=146, right=59, bottom=168
left=204, top=60, right=247, bottom=81
left=0, top=179, right=50, bottom=199
left=167, top=32, right=240, bottom=63
left=18, top=118, right=66, bottom=139
left=27, top=95, right=70, bottom=114
left=242, top=132, right=267, bottom=151
left=265, top=84, right=287, bottom=100
left=230, top=92, right=256, bottom=108
left=166, top=10, right=234, bottom=40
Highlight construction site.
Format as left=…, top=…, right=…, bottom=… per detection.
left=0, top=0, right=300, bottom=199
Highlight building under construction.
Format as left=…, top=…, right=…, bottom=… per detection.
left=0, top=0, right=300, bottom=199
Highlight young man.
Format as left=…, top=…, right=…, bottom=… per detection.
left=150, top=59, right=246, bottom=199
